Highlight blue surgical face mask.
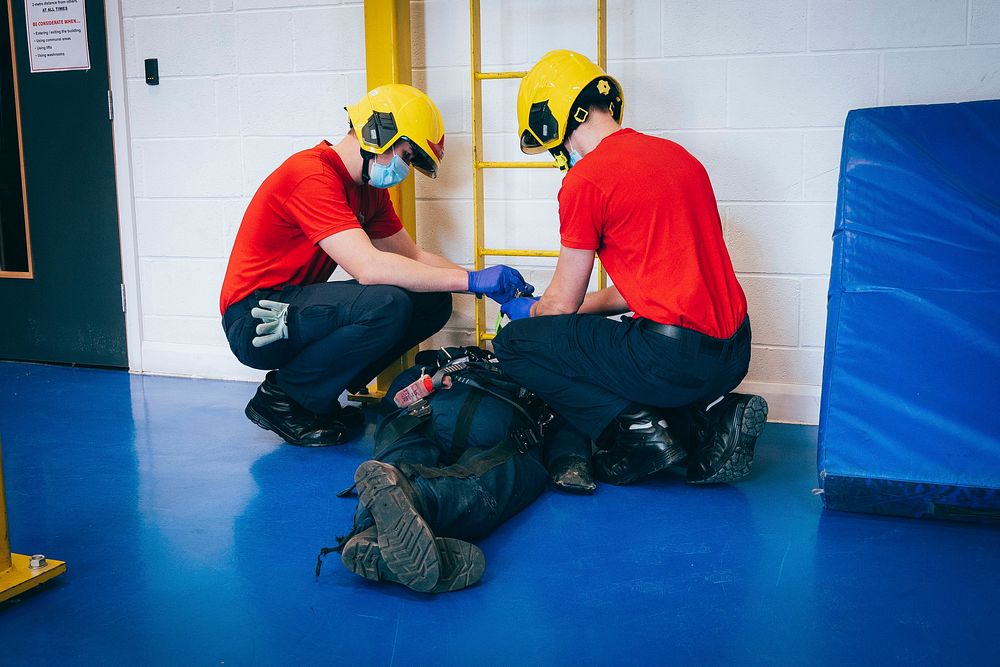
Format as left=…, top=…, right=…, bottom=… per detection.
left=369, top=149, right=410, bottom=189
left=566, top=138, right=583, bottom=167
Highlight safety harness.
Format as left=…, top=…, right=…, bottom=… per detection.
left=376, top=346, right=552, bottom=480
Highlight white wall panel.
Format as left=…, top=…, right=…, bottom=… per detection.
left=809, top=0, right=967, bottom=50
left=728, top=54, right=878, bottom=128
left=883, top=47, right=1000, bottom=105
left=971, top=0, right=1000, bottom=44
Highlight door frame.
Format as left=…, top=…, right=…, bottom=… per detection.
left=1, top=0, right=32, bottom=280
left=103, top=0, right=143, bottom=372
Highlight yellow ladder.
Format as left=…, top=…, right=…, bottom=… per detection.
left=469, top=0, right=609, bottom=344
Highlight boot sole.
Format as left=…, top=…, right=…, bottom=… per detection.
left=244, top=403, right=344, bottom=447
left=689, top=395, right=768, bottom=484
left=354, top=461, right=440, bottom=592
left=343, top=534, right=485, bottom=593
left=595, top=444, right=688, bottom=486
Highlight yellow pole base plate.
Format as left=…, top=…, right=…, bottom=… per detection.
left=0, top=553, right=66, bottom=603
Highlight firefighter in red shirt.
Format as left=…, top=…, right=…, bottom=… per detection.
left=221, top=84, right=531, bottom=447
left=493, top=51, right=768, bottom=491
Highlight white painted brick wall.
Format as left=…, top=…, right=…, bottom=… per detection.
left=883, top=47, right=1000, bottom=105
left=236, top=11, right=294, bottom=73
left=727, top=54, right=879, bottom=127
left=662, top=0, right=808, bottom=56
left=134, top=138, right=243, bottom=198
left=615, top=59, right=727, bottom=130
left=134, top=199, right=228, bottom=258
left=133, top=14, right=238, bottom=76
left=118, top=0, right=1000, bottom=424
left=809, top=0, right=968, bottom=50
left=971, top=0, right=1000, bottom=44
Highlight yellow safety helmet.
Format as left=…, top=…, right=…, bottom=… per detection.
left=346, top=83, right=446, bottom=178
left=517, top=50, right=623, bottom=169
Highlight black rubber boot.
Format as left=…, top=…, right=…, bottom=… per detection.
left=244, top=371, right=348, bottom=447
left=341, top=526, right=486, bottom=593
left=593, top=406, right=687, bottom=485
left=549, top=455, right=597, bottom=494
left=353, top=460, right=441, bottom=592
left=686, top=393, right=768, bottom=484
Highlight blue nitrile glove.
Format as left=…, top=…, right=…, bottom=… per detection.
left=467, top=265, right=534, bottom=304
left=500, top=296, right=539, bottom=321
left=250, top=299, right=290, bottom=347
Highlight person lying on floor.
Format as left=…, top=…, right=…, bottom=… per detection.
left=318, top=347, right=551, bottom=593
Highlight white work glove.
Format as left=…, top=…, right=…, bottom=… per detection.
left=250, top=299, right=290, bottom=348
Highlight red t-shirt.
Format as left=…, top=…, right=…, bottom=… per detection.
left=220, top=142, right=403, bottom=313
left=558, top=128, right=747, bottom=338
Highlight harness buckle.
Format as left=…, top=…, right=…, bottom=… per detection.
left=406, top=399, right=432, bottom=419
left=511, top=427, right=540, bottom=454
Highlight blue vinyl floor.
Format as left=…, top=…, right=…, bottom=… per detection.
left=1, top=361, right=998, bottom=665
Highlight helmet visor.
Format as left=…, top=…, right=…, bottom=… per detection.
left=400, top=137, right=439, bottom=178
left=520, top=129, right=547, bottom=155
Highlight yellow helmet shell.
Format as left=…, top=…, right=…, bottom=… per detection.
left=346, top=83, right=446, bottom=178
left=517, top=50, right=624, bottom=156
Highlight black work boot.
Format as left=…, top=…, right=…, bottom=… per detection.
left=548, top=455, right=597, bottom=494
left=341, top=526, right=486, bottom=593
left=325, top=403, right=365, bottom=430
left=593, top=406, right=687, bottom=485
left=245, top=371, right=348, bottom=447
left=686, top=393, right=768, bottom=484
left=354, top=460, right=441, bottom=592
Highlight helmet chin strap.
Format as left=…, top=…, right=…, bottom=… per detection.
left=549, top=144, right=571, bottom=172
left=360, top=149, right=374, bottom=185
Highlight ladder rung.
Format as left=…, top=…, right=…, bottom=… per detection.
left=480, top=331, right=497, bottom=341
left=477, top=161, right=556, bottom=169
left=481, top=248, right=559, bottom=258
left=475, top=71, right=528, bottom=80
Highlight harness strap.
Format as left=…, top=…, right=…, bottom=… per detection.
left=375, top=399, right=432, bottom=446
left=451, top=388, right=484, bottom=452
left=399, top=434, right=525, bottom=480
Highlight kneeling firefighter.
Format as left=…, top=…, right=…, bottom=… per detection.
left=317, top=347, right=551, bottom=593
left=494, top=50, right=769, bottom=490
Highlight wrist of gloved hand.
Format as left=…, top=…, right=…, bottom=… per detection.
left=500, top=296, right=539, bottom=321
left=467, top=265, right=534, bottom=304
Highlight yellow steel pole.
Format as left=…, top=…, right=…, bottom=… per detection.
left=596, top=0, right=608, bottom=290
left=0, top=438, right=66, bottom=603
left=597, top=0, right=607, bottom=71
left=469, top=0, right=487, bottom=345
left=359, top=0, right=416, bottom=398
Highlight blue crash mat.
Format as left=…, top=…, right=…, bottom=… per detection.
left=818, top=100, right=1000, bottom=522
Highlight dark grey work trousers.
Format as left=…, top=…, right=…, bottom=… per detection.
left=492, top=314, right=751, bottom=462
left=222, top=281, right=452, bottom=414
left=368, top=431, right=549, bottom=541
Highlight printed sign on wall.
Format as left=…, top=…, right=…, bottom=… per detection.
left=25, top=0, right=90, bottom=72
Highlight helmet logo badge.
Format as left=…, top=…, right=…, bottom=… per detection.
left=427, top=135, right=445, bottom=160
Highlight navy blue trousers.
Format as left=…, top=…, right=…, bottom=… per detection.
left=223, top=281, right=452, bottom=414
left=493, top=314, right=751, bottom=461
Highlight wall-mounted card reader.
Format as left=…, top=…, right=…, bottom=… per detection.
left=145, top=58, right=159, bottom=85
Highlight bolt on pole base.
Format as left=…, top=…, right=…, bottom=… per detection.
left=0, top=553, right=66, bottom=603
left=0, top=552, right=66, bottom=603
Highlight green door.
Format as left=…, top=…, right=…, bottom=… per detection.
left=0, top=0, right=126, bottom=366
